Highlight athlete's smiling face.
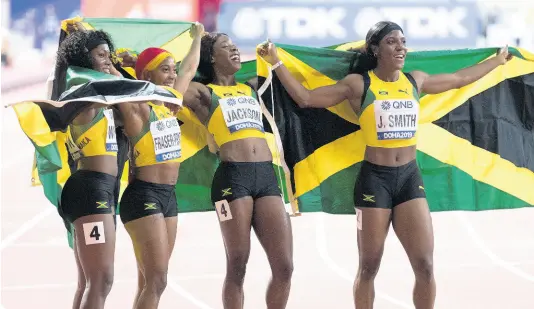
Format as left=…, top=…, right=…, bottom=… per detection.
left=374, top=30, right=408, bottom=70
left=146, top=56, right=177, bottom=87
left=89, top=44, right=113, bottom=74
left=212, top=35, right=241, bottom=75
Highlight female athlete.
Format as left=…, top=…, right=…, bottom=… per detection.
left=183, top=33, right=294, bottom=309
left=56, top=28, right=125, bottom=309
left=116, top=22, right=203, bottom=309
left=258, top=21, right=512, bottom=309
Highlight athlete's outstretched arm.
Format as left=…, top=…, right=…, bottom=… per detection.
left=258, top=42, right=361, bottom=108
left=411, top=46, right=512, bottom=95
left=174, top=22, right=204, bottom=94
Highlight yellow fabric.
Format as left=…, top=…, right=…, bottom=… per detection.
left=68, top=109, right=117, bottom=158
left=206, top=83, right=266, bottom=147
left=417, top=124, right=534, bottom=204
left=359, top=70, right=420, bottom=148
left=133, top=102, right=181, bottom=167
left=11, top=102, right=57, bottom=147
left=144, top=52, right=173, bottom=72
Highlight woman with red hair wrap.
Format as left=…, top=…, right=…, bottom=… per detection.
left=116, top=22, right=204, bottom=309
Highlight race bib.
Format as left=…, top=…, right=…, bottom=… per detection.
left=219, top=95, right=264, bottom=133
left=374, top=99, right=419, bottom=140
left=150, top=117, right=182, bottom=162
left=103, top=109, right=118, bottom=152
left=66, top=129, right=82, bottom=161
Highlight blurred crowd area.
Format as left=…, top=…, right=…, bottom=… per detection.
left=2, top=0, right=534, bottom=89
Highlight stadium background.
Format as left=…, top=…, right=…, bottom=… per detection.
left=2, top=0, right=534, bottom=308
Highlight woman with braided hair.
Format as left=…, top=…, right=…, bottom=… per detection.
left=183, top=32, right=294, bottom=309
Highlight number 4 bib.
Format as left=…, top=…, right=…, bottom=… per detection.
left=150, top=117, right=182, bottom=162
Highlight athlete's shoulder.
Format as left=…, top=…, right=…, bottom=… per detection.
left=340, top=73, right=365, bottom=98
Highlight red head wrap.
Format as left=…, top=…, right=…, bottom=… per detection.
left=135, top=47, right=173, bottom=80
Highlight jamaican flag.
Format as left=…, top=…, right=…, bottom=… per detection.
left=26, top=17, right=296, bottom=215
left=9, top=71, right=184, bottom=203
left=256, top=43, right=534, bottom=214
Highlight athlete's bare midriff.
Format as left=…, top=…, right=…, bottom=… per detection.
left=364, top=145, right=416, bottom=167
left=77, top=155, right=119, bottom=176
left=218, top=137, right=273, bottom=163
left=135, top=162, right=180, bottom=185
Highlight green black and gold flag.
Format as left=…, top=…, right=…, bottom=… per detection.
left=256, top=44, right=534, bottom=214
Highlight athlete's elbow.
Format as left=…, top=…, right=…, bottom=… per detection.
left=295, top=91, right=312, bottom=108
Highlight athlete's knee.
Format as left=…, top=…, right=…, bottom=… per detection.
left=144, top=268, right=168, bottom=296
left=358, top=257, right=382, bottom=280
left=412, top=256, right=434, bottom=282
left=272, top=258, right=293, bottom=282
left=226, top=252, right=249, bottom=284
left=86, top=267, right=114, bottom=296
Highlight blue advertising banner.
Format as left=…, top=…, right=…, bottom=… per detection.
left=10, top=0, right=81, bottom=49
left=217, top=1, right=481, bottom=52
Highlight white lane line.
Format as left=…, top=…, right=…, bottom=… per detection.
left=315, top=215, right=411, bottom=308
left=1, top=208, right=55, bottom=250
left=456, top=212, right=534, bottom=283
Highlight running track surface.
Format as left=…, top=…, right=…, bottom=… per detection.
left=2, top=84, right=534, bottom=309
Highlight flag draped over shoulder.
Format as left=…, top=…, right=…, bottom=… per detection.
left=24, top=17, right=295, bottom=216
left=256, top=43, right=534, bottom=214
left=9, top=69, right=184, bottom=208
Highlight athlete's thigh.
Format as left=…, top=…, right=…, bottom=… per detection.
left=73, top=236, right=86, bottom=283
left=355, top=207, right=392, bottom=259
left=124, top=214, right=170, bottom=272
left=392, top=198, right=434, bottom=259
left=73, top=213, right=116, bottom=272
left=251, top=195, right=293, bottom=262
left=215, top=196, right=254, bottom=255
left=164, top=216, right=178, bottom=259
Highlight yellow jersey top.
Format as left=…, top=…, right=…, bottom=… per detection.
left=66, top=108, right=118, bottom=160
left=131, top=102, right=182, bottom=167
left=358, top=70, right=420, bottom=148
left=205, top=82, right=265, bottom=147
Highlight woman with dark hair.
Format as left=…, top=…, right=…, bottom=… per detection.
left=115, top=22, right=204, bottom=309
left=259, top=21, right=512, bottom=309
left=183, top=32, right=294, bottom=309
left=56, top=27, right=125, bottom=309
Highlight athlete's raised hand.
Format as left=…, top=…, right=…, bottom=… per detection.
left=257, top=40, right=280, bottom=66
left=496, top=45, right=513, bottom=65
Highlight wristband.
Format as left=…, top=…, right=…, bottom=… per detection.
left=272, top=60, right=283, bottom=70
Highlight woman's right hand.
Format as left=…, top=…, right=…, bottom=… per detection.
left=190, top=22, right=205, bottom=39
left=66, top=21, right=86, bottom=34
left=257, top=40, right=280, bottom=66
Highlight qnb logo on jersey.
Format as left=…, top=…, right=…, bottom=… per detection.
left=227, top=98, right=237, bottom=106
left=237, top=97, right=257, bottom=105
left=381, top=101, right=391, bottom=110
left=391, top=100, right=414, bottom=109
left=164, top=118, right=179, bottom=128
left=156, top=122, right=165, bottom=131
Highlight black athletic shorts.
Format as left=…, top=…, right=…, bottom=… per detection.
left=354, top=160, right=426, bottom=209
left=211, top=161, right=282, bottom=204
left=59, top=170, right=116, bottom=225
left=119, top=179, right=178, bottom=224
